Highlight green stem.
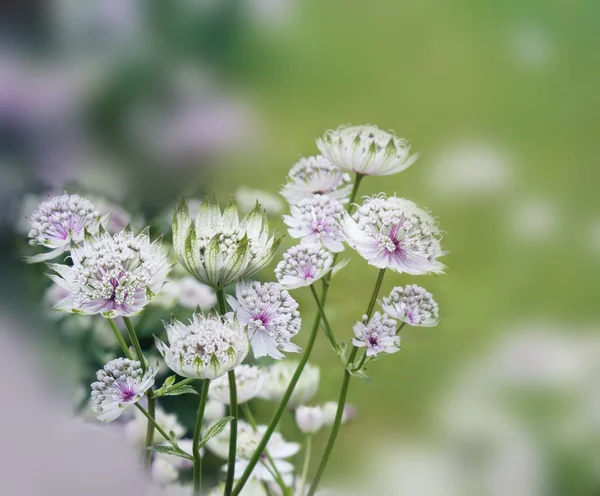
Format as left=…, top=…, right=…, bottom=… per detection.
left=396, top=321, right=406, bottom=335
left=308, top=269, right=387, bottom=496
left=309, top=284, right=337, bottom=348
left=299, top=436, right=313, bottom=496
left=134, top=403, right=178, bottom=451
left=123, top=317, right=146, bottom=372
left=348, top=174, right=364, bottom=210
left=167, top=377, right=195, bottom=392
left=193, top=379, right=211, bottom=496
left=107, top=318, right=133, bottom=359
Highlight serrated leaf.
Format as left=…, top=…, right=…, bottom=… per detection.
left=147, top=445, right=194, bottom=461
left=199, top=416, right=234, bottom=448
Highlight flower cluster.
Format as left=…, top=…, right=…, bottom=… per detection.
left=382, top=284, right=440, bottom=327
left=352, top=312, right=400, bottom=357
left=275, top=244, right=334, bottom=289
left=91, top=358, right=157, bottom=422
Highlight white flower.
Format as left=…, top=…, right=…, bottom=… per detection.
left=296, top=406, right=324, bottom=434
left=280, top=155, right=352, bottom=205
left=151, top=457, right=179, bottom=485
left=260, top=361, right=320, bottom=409
left=283, top=194, right=346, bottom=252
left=124, top=406, right=186, bottom=447
left=316, top=125, right=418, bottom=176
left=155, top=312, right=249, bottom=380
left=48, top=227, right=170, bottom=317
left=381, top=285, right=440, bottom=327
left=321, top=401, right=357, bottom=426
left=90, top=358, right=157, bottom=422
left=204, top=399, right=227, bottom=424
left=26, top=193, right=103, bottom=262
left=209, top=364, right=267, bottom=404
left=206, top=421, right=299, bottom=483
left=352, top=312, right=400, bottom=357
left=235, top=186, right=285, bottom=216
left=343, top=195, right=445, bottom=275
left=275, top=244, right=334, bottom=290
left=172, top=196, right=282, bottom=289
left=177, top=277, right=217, bottom=309
left=227, top=281, right=302, bottom=359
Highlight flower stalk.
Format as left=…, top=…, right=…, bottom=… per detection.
left=193, top=379, right=211, bottom=496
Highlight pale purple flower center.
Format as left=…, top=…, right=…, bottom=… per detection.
left=253, top=311, right=271, bottom=327
left=119, top=382, right=137, bottom=402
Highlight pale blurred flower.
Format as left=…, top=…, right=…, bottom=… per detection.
left=352, top=312, right=400, bottom=357
left=430, top=142, right=512, bottom=198
left=26, top=193, right=101, bottom=262
left=321, top=401, right=357, bottom=426
left=280, top=155, right=352, bottom=205
left=227, top=281, right=301, bottom=359
left=125, top=406, right=186, bottom=447
left=284, top=194, right=346, bottom=252
left=204, top=399, right=227, bottom=424
left=48, top=227, right=170, bottom=317
left=209, top=365, right=267, bottom=405
left=316, top=125, right=418, bottom=176
left=177, top=277, right=217, bottom=309
left=155, top=313, right=249, bottom=380
left=90, top=358, right=157, bottom=422
left=172, top=197, right=282, bottom=288
left=235, top=186, right=284, bottom=216
left=296, top=405, right=325, bottom=434
left=275, top=244, right=334, bottom=289
left=343, top=195, right=445, bottom=275
left=381, top=284, right=440, bottom=327
left=510, top=198, right=558, bottom=242
left=151, top=457, right=179, bottom=486
left=260, top=361, right=320, bottom=409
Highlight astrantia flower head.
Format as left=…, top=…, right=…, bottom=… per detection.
left=316, top=124, right=418, bottom=176
left=296, top=405, right=325, bottom=434
left=283, top=194, right=346, bottom=252
left=209, top=364, right=267, bottom=404
left=48, top=227, right=170, bottom=317
left=91, top=358, right=157, bottom=422
left=322, top=401, right=357, bottom=426
left=352, top=312, right=400, bottom=357
left=155, top=312, right=249, bottom=380
left=280, top=155, right=352, bottom=205
left=343, top=195, right=445, bottom=275
left=381, top=284, right=440, bottom=327
left=26, top=193, right=103, bottom=262
left=227, top=281, right=302, bottom=359
left=260, top=361, right=320, bottom=409
left=275, top=244, right=334, bottom=290
left=172, top=196, right=282, bottom=289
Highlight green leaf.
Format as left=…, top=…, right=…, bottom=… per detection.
left=163, top=385, right=198, bottom=397
left=146, top=445, right=194, bottom=461
left=199, top=416, right=234, bottom=448
left=164, top=375, right=176, bottom=388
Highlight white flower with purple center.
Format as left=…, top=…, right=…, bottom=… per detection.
left=316, top=125, right=418, bottom=176
left=26, top=193, right=103, bottom=263
left=208, top=364, right=267, bottom=404
left=48, top=227, right=170, bottom=318
left=283, top=194, right=346, bottom=253
left=90, top=358, right=157, bottom=423
left=352, top=312, right=400, bottom=357
left=280, top=155, right=352, bottom=205
left=155, top=312, right=249, bottom=380
left=275, top=244, right=334, bottom=290
left=343, top=195, right=445, bottom=275
left=227, top=281, right=302, bottom=359
left=381, top=284, right=440, bottom=327
left=172, top=196, right=283, bottom=289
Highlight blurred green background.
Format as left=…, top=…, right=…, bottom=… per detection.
left=3, top=0, right=600, bottom=494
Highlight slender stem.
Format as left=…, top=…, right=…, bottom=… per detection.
left=123, top=317, right=146, bottom=372
left=107, top=318, right=133, bottom=359
left=167, top=377, right=195, bottom=392
left=241, top=403, right=258, bottom=429
left=396, top=321, right=406, bottom=335
left=355, top=352, right=368, bottom=371
left=308, top=269, right=387, bottom=495
left=348, top=174, right=364, bottom=210
left=144, top=394, right=155, bottom=470
left=299, top=436, right=313, bottom=496
left=193, top=379, right=211, bottom=496
left=134, top=403, right=178, bottom=450
left=309, top=284, right=337, bottom=348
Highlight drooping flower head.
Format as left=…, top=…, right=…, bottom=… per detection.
left=259, top=361, right=320, bottom=409
left=155, top=312, right=249, bottom=380
left=381, top=284, right=440, bottom=327
left=280, top=155, right=352, bottom=205
left=283, top=194, right=346, bottom=253
left=48, top=227, right=170, bottom=317
left=172, top=196, right=282, bottom=289
left=227, top=281, right=302, bottom=359
left=296, top=405, right=325, bottom=434
left=91, top=358, right=157, bottom=422
left=208, top=364, right=267, bottom=404
left=275, top=244, right=334, bottom=290
left=352, top=312, right=400, bottom=357
left=343, top=195, right=445, bottom=275
left=26, top=193, right=103, bottom=262
left=316, top=125, right=418, bottom=176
